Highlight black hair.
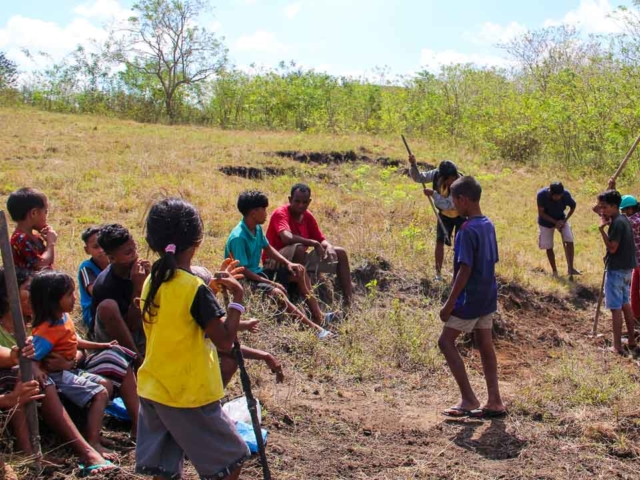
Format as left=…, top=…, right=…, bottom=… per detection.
left=98, top=224, right=132, bottom=255
left=30, top=271, right=74, bottom=327
left=597, top=189, right=622, bottom=208
left=142, top=198, right=204, bottom=320
left=549, top=182, right=565, bottom=195
left=0, top=267, right=32, bottom=318
left=438, top=160, right=458, bottom=180
left=81, top=226, right=102, bottom=244
left=6, top=188, right=47, bottom=222
left=451, top=176, right=482, bottom=202
left=237, top=190, right=269, bottom=216
left=290, top=183, right=311, bottom=197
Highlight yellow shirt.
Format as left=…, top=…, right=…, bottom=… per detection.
left=138, top=269, right=225, bottom=407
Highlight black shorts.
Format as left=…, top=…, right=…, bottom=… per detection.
left=437, top=214, right=465, bottom=246
left=247, top=268, right=291, bottom=293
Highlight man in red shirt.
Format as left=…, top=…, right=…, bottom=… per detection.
left=265, top=183, right=353, bottom=306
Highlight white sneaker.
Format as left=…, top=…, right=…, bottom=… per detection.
left=317, top=329, right=336, bottom=340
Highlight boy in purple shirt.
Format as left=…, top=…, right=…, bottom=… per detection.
left=438, top=176, right=505, bottom=419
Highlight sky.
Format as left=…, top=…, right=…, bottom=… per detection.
left=0, top=0, right=636, bottom=78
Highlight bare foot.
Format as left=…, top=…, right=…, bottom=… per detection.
left=92, top=444, right=118, bottom=462
left=0, top=464, right=18, bottom=480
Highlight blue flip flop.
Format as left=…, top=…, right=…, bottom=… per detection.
left=78, top=460, right=117, bottom=477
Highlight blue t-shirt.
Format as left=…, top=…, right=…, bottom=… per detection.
left=537, top=188, right=576, bottom=228
left=452, top=216, right=499, bottom=319
left=78, top=258, right=103, bottom=329
left=224, top=219, right=269, bottom=274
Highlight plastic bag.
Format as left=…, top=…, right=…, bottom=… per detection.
left=234, top=420, right=268, bottom=454
left=222, top=396, right=261, bottom=425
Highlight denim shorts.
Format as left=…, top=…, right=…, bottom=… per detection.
left=605, top=269, right=632, bottom=310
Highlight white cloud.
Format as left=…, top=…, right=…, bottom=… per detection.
left=419, top=48, right=511, bottom=71
left=234, top=30, right=289, bottom=54
left=74, top=0, right=131, bottom=21
left=284, top=2, right=303, bottom=19
left=466, top=21, right=527, bottom=45
left=0, top=15, right=107, bottom=62
left=543, top=0, right=622, bottom=34
left=209, top=20, right=222, bottom=32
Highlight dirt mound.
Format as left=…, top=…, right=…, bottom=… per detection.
left=219, top=165, right=290, bottom=179
left=271, top=150, right=433, bottom=171
left=353, top=256, right=392, bottom=291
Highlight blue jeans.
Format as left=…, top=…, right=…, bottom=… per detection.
left=605, top=269, right=632, bottom=310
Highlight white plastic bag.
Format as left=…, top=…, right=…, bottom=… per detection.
left=222, top=396, right=261, bottom=425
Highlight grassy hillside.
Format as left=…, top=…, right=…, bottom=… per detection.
left=1, top=108, right=640, bottom=479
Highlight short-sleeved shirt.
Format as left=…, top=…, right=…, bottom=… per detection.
left=452, top=216, right=499, bottom=319
left=32, top=314, right=78, bottom=361
left=264, top=205, right=326, bottom=261
left=224, top=219, right=269, bottom=274
left=90, top=264, right=134, bottom=327
left=10, top=229, right=46, bottom=271
left=606, top=214, right=637, bottom=271
left=78, top=258, right=104, bottom=329
left=628, top=212, right=640, bottom=256
left=138, top=269, right=226, bottom=408
left=537, top=188, right=576, bottom=228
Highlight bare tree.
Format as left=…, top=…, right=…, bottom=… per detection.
left=109, top=0, right=227, bottom=121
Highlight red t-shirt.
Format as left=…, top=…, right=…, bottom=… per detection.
left=264, top=205, right=326, bottom=261
left=11, top=228, right=46, bottom=271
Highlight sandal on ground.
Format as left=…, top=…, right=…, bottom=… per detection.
left=78, top=460, right=117, bottom=477
left=317, top=329, right=336, bottom=340
left=441, top=406, right=474, bottom=418
left=469, top=408, right=507, bottom=419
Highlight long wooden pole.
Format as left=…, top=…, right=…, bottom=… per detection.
left=401, top=135, right=451, bottom=245
left=592, top=134, right=640, bottom=336
left=0, top=211, right=41, bottom=463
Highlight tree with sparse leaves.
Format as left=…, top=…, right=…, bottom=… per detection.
left=0, top=52, right=18, bottom=90
left=108, top=0, right=227, bottom=122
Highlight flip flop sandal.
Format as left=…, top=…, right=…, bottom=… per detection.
left=78, top=460, right=117, bottom=478
left=441, top=406, right=473, bottom=418
left=469, top=408, right=507, bottom=419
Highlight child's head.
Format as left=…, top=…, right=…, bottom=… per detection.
left=451, top=176, right=482, bottom=217
left=620, top=195, right=639, bottom=217
left=237, top=190, right=269, bottom=224
left=30, top=271, right=75, bottom=326
left=0, top=267, right=33, bottom=319
left=6, top=188, right=48, bottom=229
left=98, top=224, right=137, bottom=268
left=143, top=198, right=204, bottom=319
left=549, top=182, right=565, bottom=201
left=597, top=189, right=622, bottom=218
left=438, top=160, right=459, bottom=188
left=82, top=226, right=108, bottom=264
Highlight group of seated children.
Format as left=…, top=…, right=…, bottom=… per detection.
left=1, top=184, right=342, bottom=478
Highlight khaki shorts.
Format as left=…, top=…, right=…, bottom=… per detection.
left=266, top=243, right=337, bottom=275
left=538, top=224, right=574, bottom=250
left=445, top=313, right=494, bottom=333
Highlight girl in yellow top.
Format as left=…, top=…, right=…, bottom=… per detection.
left=136, top=198, right=250, bottom=480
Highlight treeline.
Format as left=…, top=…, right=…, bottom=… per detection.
left=5, top=8, right=640, bottom=171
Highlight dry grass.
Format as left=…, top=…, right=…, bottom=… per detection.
left=1, top=107, right=640, bottom=478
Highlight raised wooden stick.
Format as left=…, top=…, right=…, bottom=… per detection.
left=612, top=134, right=640, bottom=183
left=0, top=211, right=41, bottom=464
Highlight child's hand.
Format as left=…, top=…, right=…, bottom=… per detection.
left=40, top=225, right=58, bottom=245
left=131, top=260, right=150, bottom=290
left=287, top=262, right=305, bottom=276
left=240, top=318, right=260, bottom=333
left=107, top=340, right=118, bottom=348
left=10, top=380, right=44, bottom=406
left=32, top=364, right=49, bottom=386
left=423, top=187, right=434, bottom=197
left=42, top=353, right=73, bottom=372
left=439, top=303, right=454, bottom=323
left=408, top=154, right=416, bottom=165
left=265, top=355, right=284, bottom=383
left=218, top=258, right=245, bottom=280
left=216, top=275, right=244, bottom=301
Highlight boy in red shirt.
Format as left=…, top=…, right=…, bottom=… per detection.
left=265, top=183, right=353, bottom=306
left=6, top=187, right=57, bottom=271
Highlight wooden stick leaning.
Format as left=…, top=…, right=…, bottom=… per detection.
left=591, top=134, right=640, bottom=336
left=401, top=135, right=451, bottom=245
left=0, top=211, right=41, bottom=464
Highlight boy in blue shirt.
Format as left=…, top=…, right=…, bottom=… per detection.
left=438, top=176, right=505, bottom=418
left=537, top=182, right=580, bottom=278
left=77, top=227, right=109, bottom=329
